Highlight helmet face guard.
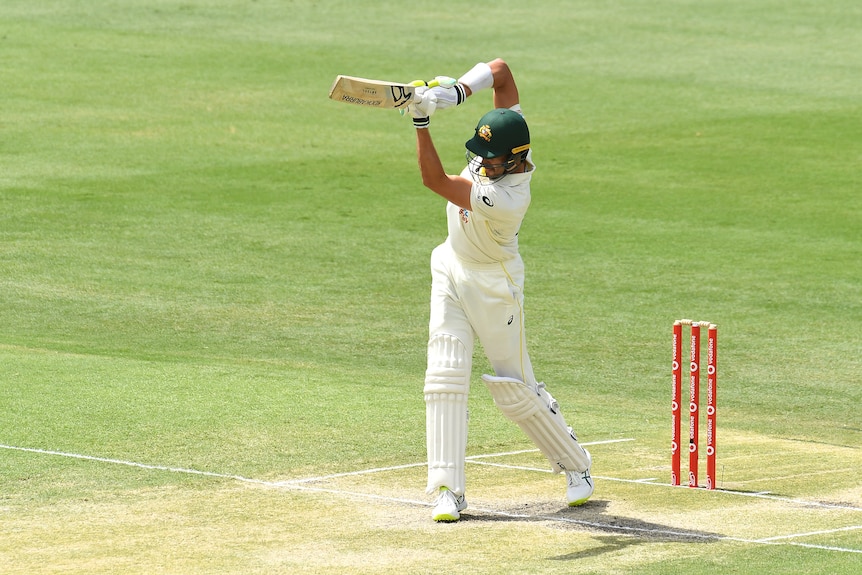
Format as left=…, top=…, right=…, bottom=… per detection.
left=465, top=149, right=527, bottom=183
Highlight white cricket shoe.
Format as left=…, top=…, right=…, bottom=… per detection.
left=432, top=487, right=468, bottom=522
left=566, top=451, right=594, bottom=506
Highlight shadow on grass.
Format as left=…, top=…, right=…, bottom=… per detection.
left=548, top=535, right=645, bottom=561
left=458, top=498, right=723, bottom=555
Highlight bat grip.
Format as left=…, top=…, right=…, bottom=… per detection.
left=409, top=76, right=457, bottom=89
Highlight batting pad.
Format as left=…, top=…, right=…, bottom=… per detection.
left=424, top=334, right=471, bottom=496
left=482, top=374, right=591, bottom=473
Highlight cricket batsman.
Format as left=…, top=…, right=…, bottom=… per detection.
left=406, top=58, right=594, bottom=521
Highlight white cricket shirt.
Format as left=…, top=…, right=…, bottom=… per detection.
left=446, top=155, right=535, bottom=265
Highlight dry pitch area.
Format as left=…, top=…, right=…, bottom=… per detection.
left=4, top=431, right=860, bottom=574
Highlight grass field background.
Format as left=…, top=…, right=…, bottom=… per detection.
left=2, top=1, right=860, bottom=573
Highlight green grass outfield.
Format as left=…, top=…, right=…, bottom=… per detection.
left=1, top=1, right=860, bottom=573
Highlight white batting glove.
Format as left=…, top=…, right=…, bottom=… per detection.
left=413, top=86, right=437, bottom=116
left=403, top=84, right=435, bottom=128
left=426, top=76, right=466, bottom=110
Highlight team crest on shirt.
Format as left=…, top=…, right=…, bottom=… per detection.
left=459, top=208, right=470, bottom=224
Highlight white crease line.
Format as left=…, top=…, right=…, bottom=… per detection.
left=756, top=525, right=862, bottom=542
left=5, top=442, right=862, bottom=555
left=706, top=488, right=862, bottom=512
left=737, top=468, right=857, bottom=484
left=281, top=439, right=635, bottom=485
left=465, top=438, right=635, bottom=461
left=286, top=482, right=862, bottom=554
left=468, top=461, right=553, bottom=473
left=580, top=438, right=638, bottom=446
left=276, top=462, right=426, bottom=486
left=788, top=542, right=862, bottom=553
left=287, top=483, right=429, bottom=507
left=0, top=444, right=279, bottom=487
left=448, top=460, right=862, bottom=513
left=4, top=442, right=859, bottom=512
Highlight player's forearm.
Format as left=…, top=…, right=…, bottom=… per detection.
left=415, top=129, right=471, bottom=210
left=416, top=129, right=449, bottom=192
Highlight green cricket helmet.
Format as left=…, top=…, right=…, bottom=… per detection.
left=465, top=108, right=530, bottom=159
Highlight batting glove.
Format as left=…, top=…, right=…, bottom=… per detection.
left=407, top=84, right=434, bottom=128
left=426, top=76, right=466, bottom=110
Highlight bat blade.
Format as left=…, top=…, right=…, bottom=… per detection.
left=328, top=75, right=417, bottom=109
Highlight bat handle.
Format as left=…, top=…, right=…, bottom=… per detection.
left=409, top=76, right=458, bottom=89
left=433, top=76, right=457, bottom=88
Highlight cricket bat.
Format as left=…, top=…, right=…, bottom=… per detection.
left=328, top=75, right=452, bottom=109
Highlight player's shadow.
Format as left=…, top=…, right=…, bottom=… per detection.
left=548, top=535, right=644, bottom=560
left=460, top=499, right=722, bottom=559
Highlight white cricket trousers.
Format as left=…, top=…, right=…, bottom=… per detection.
left=428, top=241, right=537, bottom=386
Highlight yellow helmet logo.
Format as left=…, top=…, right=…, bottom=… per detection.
left=478, top=124, right=492, bottom=142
